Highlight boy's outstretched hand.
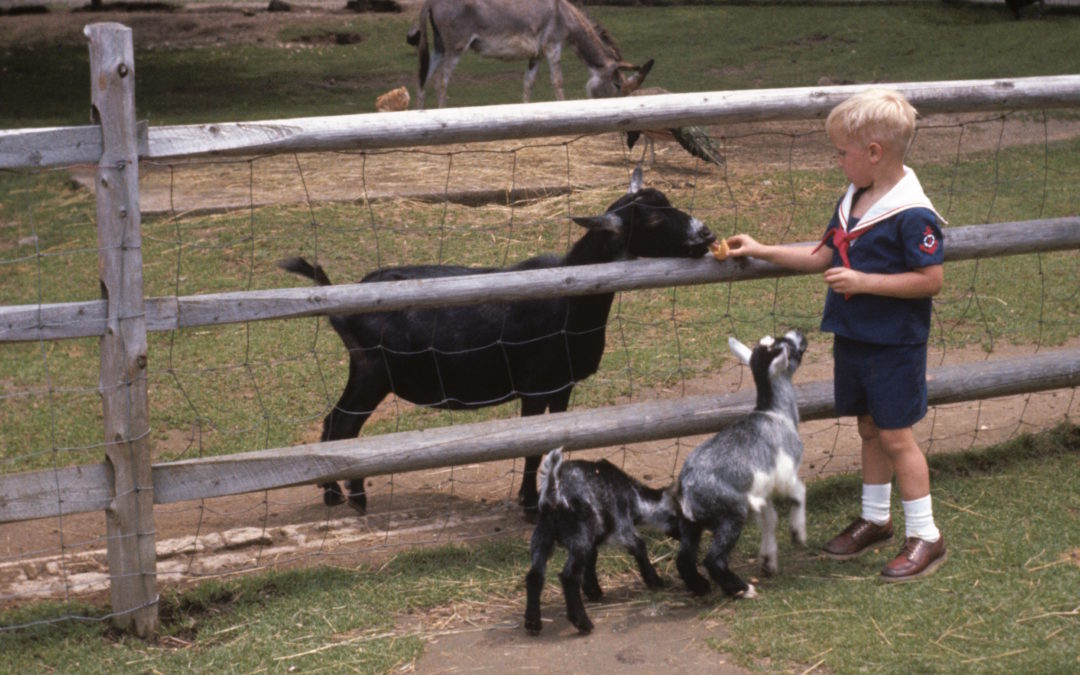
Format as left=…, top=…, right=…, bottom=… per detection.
left=724, top=234, right=761, bottom=258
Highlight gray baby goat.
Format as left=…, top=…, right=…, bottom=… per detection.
left=524, top=447, right=679, bottom=635
left=673, top=330, right=808, bottom=599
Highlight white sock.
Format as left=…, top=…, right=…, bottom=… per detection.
left=861, top=483, right=892, bottom=526
left=902, top=495, right=941, bottom=542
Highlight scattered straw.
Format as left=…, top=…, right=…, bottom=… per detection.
left=870, top=616, right=892, bottom=646
left=1015, top=604, right=1080, bottom=624
left=959, top=648, right=1029, bottom=664
left=742, top=608, right=856, bottom=621
left=936, top=497, right=996, bottom=522
left=799, top=657, right=827, bottom=674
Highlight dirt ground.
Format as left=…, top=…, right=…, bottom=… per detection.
left=3, top=3, right=1080, bottom=670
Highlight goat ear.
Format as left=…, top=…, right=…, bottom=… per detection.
left=628, top=164, right=644, bottom=194
left=768, top=350, right=790, bottom=378
left=572, top=213, right=621, bottom=232
left=728, top=337, right=753, bottom=365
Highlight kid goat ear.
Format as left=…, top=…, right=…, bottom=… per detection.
left=728, top=336, right=753, bottom=365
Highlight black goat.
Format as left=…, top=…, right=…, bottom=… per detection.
left=673, top=330, right=808, bottom=599
left=279, top=168, right=715, bottom=516
left=524, top=448, right=679, bottom=635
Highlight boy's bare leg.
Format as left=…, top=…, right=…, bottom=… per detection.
left=873, top=423, right=930, bottom=500
left=863, top=419, right=946, bottom=581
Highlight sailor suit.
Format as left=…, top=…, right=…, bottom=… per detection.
left=815, top=167, right=946, bottom=347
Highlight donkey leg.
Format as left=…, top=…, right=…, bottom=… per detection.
left=435, top=52, right=463, bottom=108
left=544, top=43, right=565, bottom=100
left=522, top=57, right=541, bottom=103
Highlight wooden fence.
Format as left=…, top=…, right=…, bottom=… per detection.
left=2, top=23, right=1080, bottom=637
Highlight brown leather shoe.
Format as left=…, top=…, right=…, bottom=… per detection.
left=881, top=535, right=947, bottom=583
left=822, top=517, right=894, bottom=560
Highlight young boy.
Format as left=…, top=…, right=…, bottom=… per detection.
left=725, top=88, right=948, bottom=582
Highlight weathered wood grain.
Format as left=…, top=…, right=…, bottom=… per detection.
left=87, top=22, right=158, bottom=638
left=3, top=75, right=1080, bottom=169
left=2, top=218, right=1076, bottom=343
left=3, top=349, right=1077, bottom=522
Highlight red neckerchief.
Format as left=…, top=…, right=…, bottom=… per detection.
left=812, top=222, right=869, bottom=270
left=813, top=168, right=945, bottom=299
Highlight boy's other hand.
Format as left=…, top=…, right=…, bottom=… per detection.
left=824, top=266, right=863, bottom=296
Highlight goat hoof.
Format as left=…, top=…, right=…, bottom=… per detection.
left=574, top=618, right=594, bottom=635
left=737, top=583, right=759, bottom=600
left=584, top=587, right=603, bottom=602
left=686, top=579, right=711, bottom=596
left=524, top=618, right=542, bottom=635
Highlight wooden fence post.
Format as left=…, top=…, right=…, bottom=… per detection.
left=86, top=22, right=158, bottom=638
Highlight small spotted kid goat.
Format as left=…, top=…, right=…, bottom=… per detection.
left=524, top=448, right=679, bottom=635
left=673, top=330, right=808, bottom=599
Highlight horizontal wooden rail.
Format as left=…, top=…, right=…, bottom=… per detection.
left=3, top=75, right=1080, bottom=169
left=2, top=348, right=1078, bottom=524
left=2, top=218, right=1078, bottom=343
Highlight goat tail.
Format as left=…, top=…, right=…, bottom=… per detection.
left=278, top=257, right=333, bottom=287
left=415, top=4, right=431, bottom=90
left=666, top=480, right=694, bottom=522
left=537, top=447, right=564, bottom=509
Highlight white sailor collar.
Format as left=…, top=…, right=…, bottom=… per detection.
left=839, top=166, right=947, bottom=233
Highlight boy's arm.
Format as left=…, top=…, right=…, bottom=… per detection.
left=823, top=264, right=944, bottom=299
left=725, top=235, right=832, bottom=273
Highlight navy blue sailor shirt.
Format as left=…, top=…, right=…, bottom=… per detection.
left=819, top=203, right=945, bottom=346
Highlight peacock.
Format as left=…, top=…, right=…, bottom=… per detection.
left=624, top=87, right=725, bottom=168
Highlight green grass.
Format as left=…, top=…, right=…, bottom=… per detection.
left=2, top=424, right=1076, bottom=672
left=712, top=423, right=1080, bottom=672
left=2, top=131, right=1078, bottom=472
left=3, top=2, right=1080, bottom=126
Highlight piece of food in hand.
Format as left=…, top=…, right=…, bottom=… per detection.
left=710, top=238, right=730, bottom=261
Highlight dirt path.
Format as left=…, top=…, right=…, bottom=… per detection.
left=412, top=597, right=752, bottom=674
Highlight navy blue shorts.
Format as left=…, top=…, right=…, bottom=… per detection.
left=832, top=336, right=928, bottom=430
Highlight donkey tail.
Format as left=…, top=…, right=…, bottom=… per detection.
left=414, top=4, right=431, bottom=90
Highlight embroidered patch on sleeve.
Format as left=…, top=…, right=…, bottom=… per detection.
left=918, top=226, right=940, bottom=255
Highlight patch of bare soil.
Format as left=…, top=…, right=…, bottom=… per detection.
left=0, top=2, right=392, bottom=49
left=410, top=595, right=752, bottom=674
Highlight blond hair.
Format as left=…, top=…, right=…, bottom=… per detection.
left=826, top=88, right=917, bottom=159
